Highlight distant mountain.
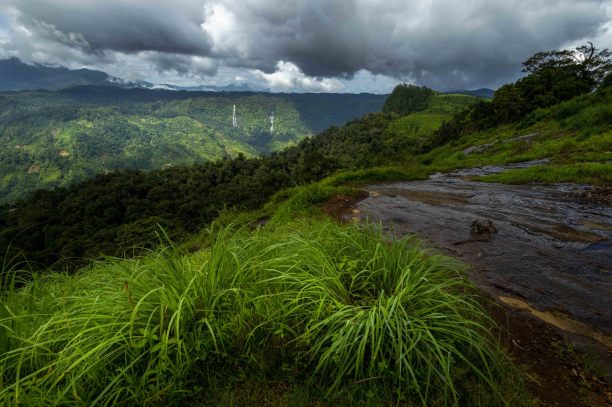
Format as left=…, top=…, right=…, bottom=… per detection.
left=445, top=88, right=495, bottom=98
left=0, top=58, right=147, bottom=91
left=0, top=58, right=264, bottom=93
left=157, top=83, right=265, bottom=92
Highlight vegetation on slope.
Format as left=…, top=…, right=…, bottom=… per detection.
left=424, top=43, right=611, bottom=151
left=385, top=93, right=477, bottom=152
left=0, top=220, right=522, bottom=406
left=382, top=84, right=434, bottom=116
left=0, top=113, right=384, bottom=268
left=478, top=162, right=611, bottom=186
left=417, top=75, right=612, bottom=180
left=4, top=54, right=611, bottom=273
left=2, top=42, right=611, bottom=275
left=0, top=89, right=471, bottom=270
left=0, top=87, right=386, bottom=203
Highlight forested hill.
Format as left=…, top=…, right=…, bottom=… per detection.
left=0, top=89, right=475, bottom=268
left=0, top=86, right=386, bottom=203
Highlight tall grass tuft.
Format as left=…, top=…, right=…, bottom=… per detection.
left=257, top=222, right=507, bottom=405
left=1, top=220, right=518, bottom=405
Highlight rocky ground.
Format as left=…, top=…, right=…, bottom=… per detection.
left=324, top=164, right=612, bottom=406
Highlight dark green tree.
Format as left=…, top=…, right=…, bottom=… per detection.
left=599, top=71, right=612, bottom=89
left=522, top=42, right=612, bottom=87
left=382, top=84, right=434, bottom=116
left=492, top=84, right=528, bottom=123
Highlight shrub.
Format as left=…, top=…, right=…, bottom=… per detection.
left=0, top=221, right=516, bottom=405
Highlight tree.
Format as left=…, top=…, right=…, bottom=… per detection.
left=492, top=84, right=528, bottom=123
left=601, top=72, right=612, bottom=89
left=517, top=65, right=592, bottom=109
left=426, top=44, right=611, bottom=147
left=577, top=43, right=612, bottom=85
left=382, top=84, right=434, bottom=116
left=522, top=42, right=612, bottom=88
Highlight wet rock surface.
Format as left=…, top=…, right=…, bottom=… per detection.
left=348, top=164, right=612, bottom=341
left=463, top=132, right=539, bottom=155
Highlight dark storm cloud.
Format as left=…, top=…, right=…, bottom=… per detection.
left=2, top=0, right=611, bottom=90
left=11, top=0, right=211, bottom=55
left=207, top=0, right=610, bottom=88
left=205, top=0, right=612, bottom=88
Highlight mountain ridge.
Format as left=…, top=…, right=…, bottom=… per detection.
left=0, top=58, right=150, bottom=91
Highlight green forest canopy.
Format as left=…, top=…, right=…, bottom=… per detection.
left=0, top=87, right=386, bottom=203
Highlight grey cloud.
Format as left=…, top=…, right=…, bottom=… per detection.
left=211, top=0, right=610, bottom=88
left=401, top=0, right=612, bottom=88
left=141, top=52, right=219, bottom=76
left=2, top=0, right=611, bottom=90
left=11, top=0, right=211, bottom=55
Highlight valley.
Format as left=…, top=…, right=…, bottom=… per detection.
left=0, top=86, right=387, bottom=203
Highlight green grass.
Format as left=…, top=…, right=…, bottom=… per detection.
left=478, top=162, right=612, bottom=186
left=374, top=93, right=479, bottom=166
left=267, top=183, right=347, bottom=223
left=175, top=166, right=431, bottom=255
left=387, top=112, right=449, bottom=141
left=412, top=127, right=608, bottom=183
left=199, top=167, right=430, bottom=229
left=385, top=94, right=478, bottom=149
left=427, top=94, right=479, bottom=114
left=323, top=166, right=429, bottom=186
left=412, top=86, right=612, bottom=182
left=0, top=220, right=524, bottom=406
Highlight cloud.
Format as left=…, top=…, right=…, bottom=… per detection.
left=253, top=61, right=342, bottom=92
left=1, top=0, right=611, bottom=91
left=204, top=0, right=611, bottom=89
left=9, top=0, right=211, bottom=55
left=141, top=52, right=219, bottom=76
left=1, top=1, right=213, bottom=73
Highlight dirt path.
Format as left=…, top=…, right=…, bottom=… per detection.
left=329, top=163, right=612, bottom=405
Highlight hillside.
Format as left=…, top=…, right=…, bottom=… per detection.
left=0, top=87, right=386, bottom=203
left=2, top=67, right=611, bottom=272
left=2, top=65, right=610, bottom=271
left=2, top=81, right=609, bottom=403
left=385, top=93, right=477, bottom=146
left=416, top=82, right=612, bottom=183
left=1, top=43, right=612, bottom=406
left=0, top=89, right=473, bottom=268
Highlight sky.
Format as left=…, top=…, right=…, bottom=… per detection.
left=0, top=0, right=611, bottom=93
